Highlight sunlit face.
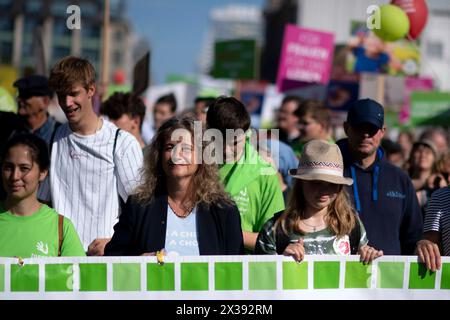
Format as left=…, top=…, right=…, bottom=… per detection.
left=223, top=131, right=247, bottom=163
left=112, top=114, right=140, bottom=134
left=301, top=180, right=340, bottom=211
left=429, top=133, right=449, bottom=156
left=17, top=96, right=49, bottom=120
left=2, top=145, right=47, bottom=202
left=162, top=130, right=198, bottom=180
left=412, top=145, right=435, bottom=171
left=298, top=113, right=325, bottom=143
left=57, top=83, right=95, bottom=126
left=345, top=122, right=385, bottom=158
left=277, top=101, right=299, bottom=132
left=153, top=103, right=174, bottom=130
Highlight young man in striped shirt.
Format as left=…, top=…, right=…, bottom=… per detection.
left=38, top=56, right=143, bottom=255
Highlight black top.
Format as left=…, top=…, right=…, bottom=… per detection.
left=337, top=139, right=423, bottom=255
left=105, top=195, right=245, bottom=256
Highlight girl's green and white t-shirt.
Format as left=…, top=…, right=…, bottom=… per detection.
left=0, top=204, right=86, bottom=258
left=256, top=215, right=368, bottom=255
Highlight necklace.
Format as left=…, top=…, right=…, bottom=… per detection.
left=300, top=219, right=325, bottom=232
left=168, top=198, right=194, bottom=218
left=94, top=117, right=102, bottom=134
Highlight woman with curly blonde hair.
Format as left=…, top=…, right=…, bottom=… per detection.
left=105, top=116, right=244, bottom=256
left=255, top=140, right=383, bottom=263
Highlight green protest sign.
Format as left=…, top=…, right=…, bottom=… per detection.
left=212, top=39, right=259, bottom=80
left=410, top=91, right=450, bottom=126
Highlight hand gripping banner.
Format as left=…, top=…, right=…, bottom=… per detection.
left=0, top=255, right=449, bottom=300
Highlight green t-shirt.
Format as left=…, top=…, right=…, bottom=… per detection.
left=256, top=214, right=368, bottom=255
left=0, top=204, right=86, bottom=258
left=219, top=139, right=285, bottom=233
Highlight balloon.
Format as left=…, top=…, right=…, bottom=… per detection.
left=373, top=4, right=410, bottom=42
left=392, top=0, right=428, bottom=39
left=113, top=69, right=125, bottom=85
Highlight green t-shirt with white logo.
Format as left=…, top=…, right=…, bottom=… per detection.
left=219, top=139, right=285, bottom=233
left=0, top=204, right=86, bottom=258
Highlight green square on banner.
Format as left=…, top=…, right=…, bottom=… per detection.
left=440, top=263, right=450, bottom=290
left=79, top=263, right=107, bottom=292
left=0, top=264, right=4, bottom=292
left=45, top=264, right=73, bottom=292
left=147, top=263, right=175, bottom=291
left=409, top=262, right=436, bottom=289
left=345, top=262, right=371, bottom=288
left=249, top=262, right=276, bottom=290
left=181, top=263, right=209, bottom=291
left=377, top=262, right=404, bottom=289
left=113, top=263, right=140, bottom=291
left=314, top=261, right=340, bottom=289
left=282, top=262, right=308, bottom=290
left=11, top=264, right=39, bottom=292
left=214, top=262, right=243, bottom=291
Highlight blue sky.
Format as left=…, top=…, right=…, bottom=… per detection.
left=127, top=0, right=264, bottom=84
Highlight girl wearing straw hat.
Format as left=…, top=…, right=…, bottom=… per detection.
left=255, top=139, right=383, bottom=263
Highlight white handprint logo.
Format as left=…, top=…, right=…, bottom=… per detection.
left=36, top=241, right=49, bottom=255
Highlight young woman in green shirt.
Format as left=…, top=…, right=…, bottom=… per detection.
left=0, top=133, right=85, bottom=258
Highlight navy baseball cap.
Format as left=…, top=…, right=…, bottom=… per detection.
left=13, top=75, right=53, bottom=100
left=347, top=98, right=384, bottom=129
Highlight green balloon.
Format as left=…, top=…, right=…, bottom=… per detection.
left=373, top=4, right=410, bottom=42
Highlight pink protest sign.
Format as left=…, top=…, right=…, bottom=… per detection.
left=399, top=77, right=433, bottom=124
left=277, top=25, right=335, bottom=92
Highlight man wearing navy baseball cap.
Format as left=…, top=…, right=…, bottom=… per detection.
left=13, top=75, right=61, bottom=144
left=337, top=98, right=422, bottom=255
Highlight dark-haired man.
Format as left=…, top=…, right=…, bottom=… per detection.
left=101, top=92, right=146, bottom=148
left=337, top=98, right=422, bottom=255
left=207, top=96, right=285, bottom=252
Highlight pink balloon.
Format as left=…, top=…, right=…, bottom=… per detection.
left=392, top=0, right=428, bottom=39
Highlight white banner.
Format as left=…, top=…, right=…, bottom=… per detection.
left=0, top=255, right=448, bottom=300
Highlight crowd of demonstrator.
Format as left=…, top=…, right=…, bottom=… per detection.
left=0, top=56, right=447, bottom=272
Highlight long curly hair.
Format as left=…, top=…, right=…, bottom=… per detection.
left=275, top=180, right=356, bottom=237
left=133, top=115, right=232, bottom=207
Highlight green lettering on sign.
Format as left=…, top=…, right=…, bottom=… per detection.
left=212, top=39, right=259, bottom=80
